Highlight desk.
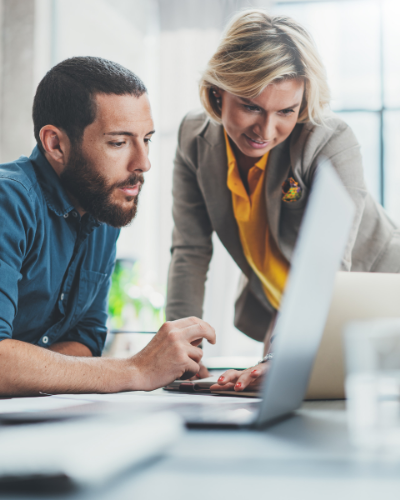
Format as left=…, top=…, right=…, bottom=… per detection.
left=1, top=400, right=399, bottom=500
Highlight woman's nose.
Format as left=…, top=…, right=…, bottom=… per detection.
left=255, top=115, right=275, bottom=140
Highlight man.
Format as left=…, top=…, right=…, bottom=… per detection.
left=0, top=56, right=215, bottom=396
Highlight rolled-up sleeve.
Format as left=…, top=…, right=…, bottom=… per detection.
left=0, top=178, right=35, bottom=341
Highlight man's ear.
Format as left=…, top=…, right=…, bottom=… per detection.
left=39, top=125, right=71, bottom=174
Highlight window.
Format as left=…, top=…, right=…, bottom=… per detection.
left=274, top=0, right=400, bottom=223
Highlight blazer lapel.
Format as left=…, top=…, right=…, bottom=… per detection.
left=265, top=138, right=291, bottom=251
left=196, top=122, right=250, bottom=276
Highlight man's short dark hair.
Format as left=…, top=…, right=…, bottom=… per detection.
left=33, top=56, right=147, bottom=151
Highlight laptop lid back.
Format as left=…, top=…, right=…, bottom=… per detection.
left=255, top=162, right=355, bottom=427
left=306, top=271, right=400, bottom=400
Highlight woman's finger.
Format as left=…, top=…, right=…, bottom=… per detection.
left=233, top=370, right=258, bottom=391
left=210, top=382, right=235, bottom=391
left=234, top=363, right=270, bottom=391
left=215, top=369, right=241, bottom=386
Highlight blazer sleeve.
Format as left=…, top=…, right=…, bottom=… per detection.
left=304, top=118, right=368, bottom=271
left=166, top=117, right=214, bottom=321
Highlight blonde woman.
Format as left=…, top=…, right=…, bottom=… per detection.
left=166, top=10, right=400, bottom=391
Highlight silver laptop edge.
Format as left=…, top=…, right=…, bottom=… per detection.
left=255, top=162, right=355, bottom=427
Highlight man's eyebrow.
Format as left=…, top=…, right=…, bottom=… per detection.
left=104, top=130, right=156, bottom=137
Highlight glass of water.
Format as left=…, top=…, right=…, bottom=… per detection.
left=345, top=318, right=400, bottom=454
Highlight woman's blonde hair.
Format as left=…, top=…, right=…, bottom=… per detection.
left=200, top=9, right=330, bottom=124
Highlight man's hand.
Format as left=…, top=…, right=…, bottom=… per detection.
left=188, top=362, right=210, bottom=380
left=130, top=317, right=216, bottom=391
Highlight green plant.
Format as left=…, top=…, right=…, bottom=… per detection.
left=108, top=259, right=165, bottom=330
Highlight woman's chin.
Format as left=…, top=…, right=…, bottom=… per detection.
left=240, top=143, right=270, bottom=158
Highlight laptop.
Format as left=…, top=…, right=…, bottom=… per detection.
left=177, top=162, right=355, bottom=428
left=306, top=271, right=400, bottom=400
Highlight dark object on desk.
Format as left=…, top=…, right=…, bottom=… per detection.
left=164, top=378, right=260, bottom=397
left=164, top=377, right=218, bottom=393
left=0, top=474, right=76, bottom=495
left=0, top=411, right=95, bottom=426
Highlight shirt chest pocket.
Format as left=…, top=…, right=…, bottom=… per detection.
left=75, top=268, right=108, bottom=319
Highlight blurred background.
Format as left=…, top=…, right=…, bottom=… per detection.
left=0, top=0, right=399, bottom=359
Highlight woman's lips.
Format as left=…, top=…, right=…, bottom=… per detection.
left=244, top=134, right=270, bottom=150
left=118, top=183, right=140, bottom=196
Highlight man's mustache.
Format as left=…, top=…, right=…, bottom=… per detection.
left=113, top=174, right=145, bottom=190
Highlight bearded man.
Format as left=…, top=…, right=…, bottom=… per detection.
left=0, top=56, right=215, bottom=396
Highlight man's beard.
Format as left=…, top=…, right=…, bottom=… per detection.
left=60, top=145, right=144, bottom=228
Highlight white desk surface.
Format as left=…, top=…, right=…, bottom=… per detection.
left=1, top=399, right=400, bottom=500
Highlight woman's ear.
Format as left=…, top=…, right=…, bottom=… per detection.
left=39, top=125, right=71, bottom=173
left=211, top=87, right=223, bottom=110
left=212, top=87, right=221, bottom=98
left=212, top=87, right=224, bottom=100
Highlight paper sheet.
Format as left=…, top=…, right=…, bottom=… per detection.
left=51, top=391, right=262, bottom=405
left=0, top=396, right=91, bottom=414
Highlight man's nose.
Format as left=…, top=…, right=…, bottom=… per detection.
left=128, top=142, right=151, bottom=173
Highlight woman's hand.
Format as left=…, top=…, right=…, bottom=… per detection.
left=209, top=362, right=270, bottom=392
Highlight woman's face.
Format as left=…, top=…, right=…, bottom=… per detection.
left=217, top=78, right=304, bottom=159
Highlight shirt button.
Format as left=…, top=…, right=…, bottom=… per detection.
left=60, top=293, right=65, bottom=301
left=63, top=213, right=69, bottom=218
left=42, top=336, right=49, bottom=344
left=71, top=211, right=78, bottom=217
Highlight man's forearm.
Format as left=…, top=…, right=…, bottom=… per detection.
left=48, top=341, right=92, bottom=357
left=0, top=339, right=135, bottom=396
left=0, top=317, right=216, bottom=396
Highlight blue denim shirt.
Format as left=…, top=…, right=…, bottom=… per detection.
left=0, top=146, right=120, bottom=356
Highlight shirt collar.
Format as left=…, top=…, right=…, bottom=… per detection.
left=29, top=146, right=75, bottom=217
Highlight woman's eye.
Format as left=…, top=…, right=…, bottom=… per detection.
left=244, top=105, right=261, bottom=112
left=279, top=109, right=295, bottom=116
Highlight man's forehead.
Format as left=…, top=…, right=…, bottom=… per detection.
left=93, top=93, right=153, bottom=131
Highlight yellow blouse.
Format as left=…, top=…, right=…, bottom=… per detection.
left=225, top=130, right=289, bottom=310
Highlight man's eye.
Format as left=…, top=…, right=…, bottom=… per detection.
left=244, top=105, right=260, bottom=112
left=110, top=141, right=125, bottom=147
left=144, top=137, right=152, bottom=144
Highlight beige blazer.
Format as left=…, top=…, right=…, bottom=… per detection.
left=166, top=110, right=400, bottom=342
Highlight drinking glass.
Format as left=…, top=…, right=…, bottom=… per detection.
left=345, top=318, right=400, bottom=454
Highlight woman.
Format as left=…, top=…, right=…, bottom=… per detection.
left=166, top=10, right=400, bottom=391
